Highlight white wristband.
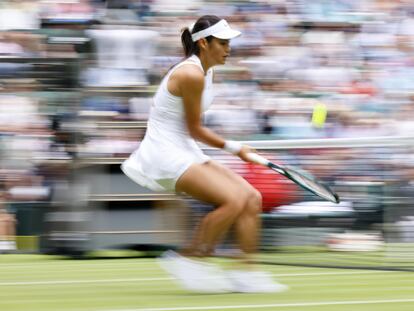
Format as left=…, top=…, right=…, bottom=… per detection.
left=223, top=140, right=242, bottom=155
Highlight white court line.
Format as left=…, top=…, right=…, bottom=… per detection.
left=277, top=270, right=396, bottom=277
left=0, top=277, right=172, bottom=286
left=0, top=267, right=164, bottom=273
left=0, top=270, right=399, bottom=286
left=0, top=268, right=398, bottom=276
left=109, top=299, right=414, bottom=311
left=0, top=261, right=158, bottom=269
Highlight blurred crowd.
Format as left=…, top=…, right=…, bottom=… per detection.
left=0, top=0, right=414, bottom=226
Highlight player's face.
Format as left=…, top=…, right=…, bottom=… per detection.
left=207, top=38, right=231, bottom=65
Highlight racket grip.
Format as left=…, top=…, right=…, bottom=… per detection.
left=246, top=153, right=270, bottom=166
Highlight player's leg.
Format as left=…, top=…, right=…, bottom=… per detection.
left=189, top=161, right=288, bottom=293
left=202, top=161, right=262, bottom=258
left=175, top=160, right=258, bottom=256
left=158, top=161, right=253, bottom=293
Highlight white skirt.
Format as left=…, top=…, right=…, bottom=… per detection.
left=121, top=131, right=210, bottom=192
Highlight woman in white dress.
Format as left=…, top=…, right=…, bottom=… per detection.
left=122, top=15, right=287, bottom=293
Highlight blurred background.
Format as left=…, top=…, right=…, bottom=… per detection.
left=0, top=0, right=413, bottom=270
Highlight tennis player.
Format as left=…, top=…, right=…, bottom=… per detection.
left=122, top=15, right=287, bottom=293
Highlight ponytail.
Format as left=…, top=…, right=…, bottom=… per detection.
left=181, top=15, right=220, bottom=58
left=181, top=27, right=199, bottom=57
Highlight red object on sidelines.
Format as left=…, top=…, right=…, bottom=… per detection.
left=240, top=162, right=299, bottom=212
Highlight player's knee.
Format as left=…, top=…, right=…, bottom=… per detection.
left=244, top=189, right=262, bottom=215
left=225, top=195, right=246, bottom=216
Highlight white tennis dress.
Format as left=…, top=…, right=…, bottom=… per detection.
left=121, top=55, right=214, bottom=192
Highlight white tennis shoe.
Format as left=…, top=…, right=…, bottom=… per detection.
left=157, top=250, right=234, bottom=293
left=227, top=270, right=288, bottom=293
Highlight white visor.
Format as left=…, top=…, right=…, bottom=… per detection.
left=191, top=19, right=241, bottom=42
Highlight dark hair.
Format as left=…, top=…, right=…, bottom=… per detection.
left=181, top=15, right=221, bottom=57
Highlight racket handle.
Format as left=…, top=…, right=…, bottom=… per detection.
left=246, top=153, right=270, bottom=166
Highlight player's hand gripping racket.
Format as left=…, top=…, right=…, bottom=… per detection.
left=246, top=153, right=340, bottom=204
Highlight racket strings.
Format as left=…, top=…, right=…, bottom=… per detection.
left=282, top=167, right=339, bottom=203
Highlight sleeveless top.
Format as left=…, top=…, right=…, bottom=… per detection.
left=121, top=55, right=215, bottom=192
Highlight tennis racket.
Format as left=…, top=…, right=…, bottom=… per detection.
left=246, top=153, right=340, bottom=204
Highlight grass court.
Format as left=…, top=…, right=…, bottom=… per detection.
left=0, top=254, right=413, bottom=311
